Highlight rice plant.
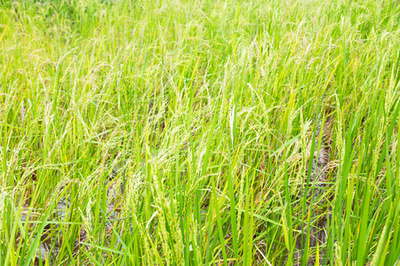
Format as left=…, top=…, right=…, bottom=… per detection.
left=1, top=0, right=400, bottom=265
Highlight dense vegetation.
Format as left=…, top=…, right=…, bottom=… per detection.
left=1, top=0, right=400, bottom=265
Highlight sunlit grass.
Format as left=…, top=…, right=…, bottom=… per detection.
left=1, top=0, right=400, bottom=265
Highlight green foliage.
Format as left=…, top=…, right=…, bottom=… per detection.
left=1, top=0, right=400, bottom=265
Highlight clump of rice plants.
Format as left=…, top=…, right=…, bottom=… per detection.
left=1, top=0, right=400, bottom=265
